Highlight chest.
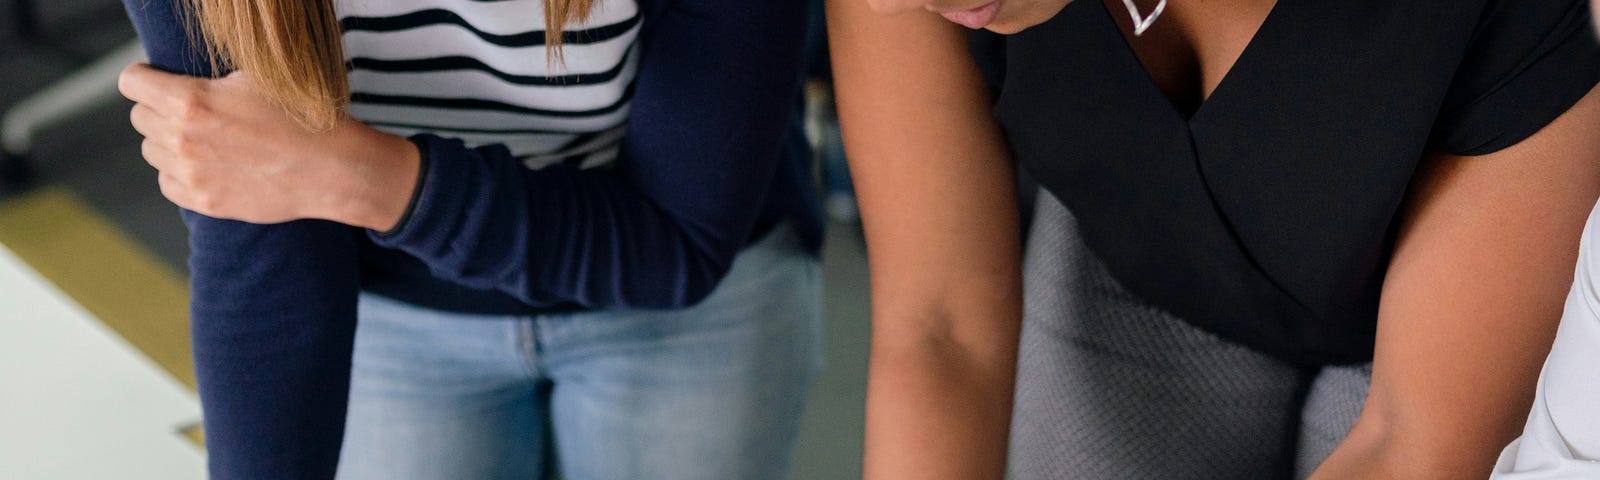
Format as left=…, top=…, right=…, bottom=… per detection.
left=332, top=0, right=645, bottom=165
left=998, top=0, right=1486, bottom=228
left=994, top=0, right=1488, bottom=317
left=1102, top=0, right=1278, bottom=116
left=333, top=0, right=643, bottom=81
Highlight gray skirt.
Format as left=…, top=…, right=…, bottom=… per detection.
left=1007, top=191, right=1373, bottom=480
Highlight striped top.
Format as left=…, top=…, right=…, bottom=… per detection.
left=337, top=0, right=642, bottom=169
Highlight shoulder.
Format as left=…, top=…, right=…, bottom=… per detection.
left=1430, top=0, right=1600, bottom=155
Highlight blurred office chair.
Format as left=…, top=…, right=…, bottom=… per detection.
left=2, top=0, right=146, bottom=194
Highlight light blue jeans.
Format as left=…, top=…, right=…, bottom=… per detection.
left=335, top=226, right=823, bottom=480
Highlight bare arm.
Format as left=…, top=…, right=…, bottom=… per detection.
left=1311, top=85, right=1600, bottom=479
left=828, top=2, right=1022, bottom=479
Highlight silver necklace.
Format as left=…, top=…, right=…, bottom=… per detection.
left=1121, top=0, right=1168, bottom=36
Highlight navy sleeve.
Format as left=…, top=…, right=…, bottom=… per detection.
left=369, top=0, right=809, bottom=308
left=122, top=2, right=358, bottom=478
left=1432, top=0, right=1600, bottom=156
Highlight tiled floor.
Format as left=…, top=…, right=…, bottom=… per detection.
left=1, top=3, right=871, bottom=479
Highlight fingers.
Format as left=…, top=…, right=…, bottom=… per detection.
left=123, top=63, right=198, bottom=210
left=123, top=64, right=218, bottom=162
left=149, top=142, right=210, bottom=214
left=155, top=171, right=194, bottom=211
left=157, top=169, right=231, bottom=219
left=128, top=103, right=166, bottom=139
left=132, top=101, right=213, bottom=176
left=130, top=103, right=201, bottom=157
left=124, top=64, right=207, bottom=157
left=117, top=63, right=206, bottom=118
left=140, top=138, right=175, bottom=172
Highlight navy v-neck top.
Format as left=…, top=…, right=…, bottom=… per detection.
left=994, top=0, right=1600, bottom=366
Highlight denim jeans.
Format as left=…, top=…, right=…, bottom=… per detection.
left=335, top=225, right=823, bottom=480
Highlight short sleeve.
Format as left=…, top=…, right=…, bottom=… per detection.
left=1432, top=0, right=1600, bottom=156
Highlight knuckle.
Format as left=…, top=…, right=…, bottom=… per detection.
left=171, top=133, right=203, bottom=160
left=170, top=135, right=192, bottom=158
left=194, top=192, right=222, bottom=213
left=181, top=167, right=207, bottom=190
left=176, top=92, right=209, bottom=121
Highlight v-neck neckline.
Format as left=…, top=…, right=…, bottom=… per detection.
left=1095, top=0, right=1288, bottom=124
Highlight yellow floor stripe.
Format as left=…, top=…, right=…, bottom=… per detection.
left=0, top=187, right=194, bottom=389
left=179, top=422, right=207, bottom=447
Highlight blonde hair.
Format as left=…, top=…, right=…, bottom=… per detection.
left=184, top=0, right=596, bottom=131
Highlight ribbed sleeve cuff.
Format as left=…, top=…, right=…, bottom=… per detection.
left=367, top=134, right=465, bottom=249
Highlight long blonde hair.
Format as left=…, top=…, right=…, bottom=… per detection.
left=184, top=0, right=596, bottom=131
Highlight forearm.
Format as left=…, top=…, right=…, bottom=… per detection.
left=367, top=0, right=807, bottom=309
left=865, top=307, right=1019, bottom=479
left=184, top=213, right=361, bottom=479
left=1312, top=413, right=1516, bottom=480
left=368, top=135, right=772, bottom=309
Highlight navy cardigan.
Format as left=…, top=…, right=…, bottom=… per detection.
left=121, top=0, right=821, bottom=477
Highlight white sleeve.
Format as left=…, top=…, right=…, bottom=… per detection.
left=1491, top=199, right=1600, bottom=479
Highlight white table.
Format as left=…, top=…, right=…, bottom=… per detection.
left=0, top=244, right=205, bottom=479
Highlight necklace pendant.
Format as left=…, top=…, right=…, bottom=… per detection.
left=1121, top=0, right=1168, bottom=36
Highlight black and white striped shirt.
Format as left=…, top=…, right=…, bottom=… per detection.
left=337, top=0, right=642, bottom=170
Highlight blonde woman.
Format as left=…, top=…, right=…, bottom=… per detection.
left=830, top=0, right=1600, bottom=478
left=119, top=0, right=823, bottom=478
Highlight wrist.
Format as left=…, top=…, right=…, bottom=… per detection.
left=334, top=125, right=422, bottom=231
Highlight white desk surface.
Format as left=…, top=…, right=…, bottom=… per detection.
left=0, top=244, right=205, bottom=479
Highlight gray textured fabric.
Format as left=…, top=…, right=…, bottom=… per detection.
left=1294, top=364, right=1372, bottom=477
left=1007, top=191, right=1373, bottom=480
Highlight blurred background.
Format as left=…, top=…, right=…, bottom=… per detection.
left=0, top=1, right=869, bottom=478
